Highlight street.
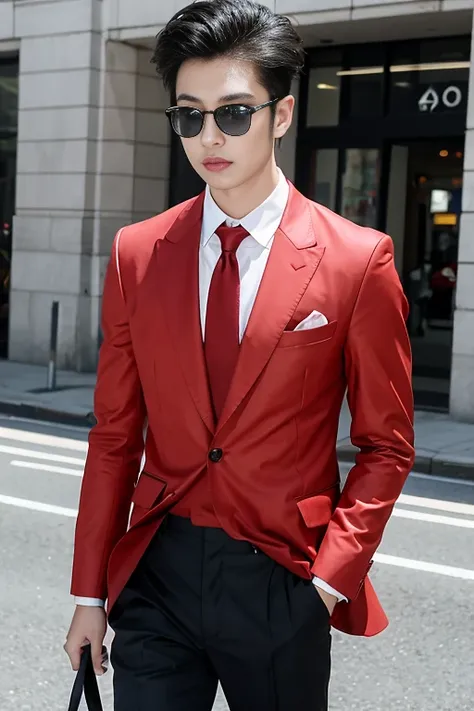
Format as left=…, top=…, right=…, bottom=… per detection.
left=0, top=415, right=473, bottom=711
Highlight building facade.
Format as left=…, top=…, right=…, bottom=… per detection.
left=0, top=0, right=473, bottom=420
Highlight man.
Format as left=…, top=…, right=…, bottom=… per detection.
left=64, top=1, right=415, bottom=709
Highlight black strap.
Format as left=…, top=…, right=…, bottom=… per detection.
left=67, top=644, right=104, bottom=711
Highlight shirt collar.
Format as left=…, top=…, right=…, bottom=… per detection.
left=201, top=168, right=289, bottom=249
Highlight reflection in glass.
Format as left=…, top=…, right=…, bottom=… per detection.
left=0, top=64, right=19, bottom=135
left=0, top=59, right=18, bottom=359
left=311, top=149, right=338, bottom=210
left=338, top=65, right=383, bottom=118
left=340, top=149, right=380, bottom=228
left=306, top=67, right=340, bottom=127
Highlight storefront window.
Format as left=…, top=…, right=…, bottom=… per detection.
left=389, top=38, right=470, bottom=116
left=310, top=149, right=338, bottom=210
left=0, top=58, right=18, bottom=359
left=340, top=149, right=380, bottom=228
left=306, top=67, right=341, bottom=127
left=0, top=61, right=18, bottom=135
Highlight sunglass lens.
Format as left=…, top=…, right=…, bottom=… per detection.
left=169, top=108, right=203, bottom=138
left=215, top=105, right=251, bottom=136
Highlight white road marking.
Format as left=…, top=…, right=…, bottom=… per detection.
left=374, top=553, right=474, bottom=580
left=0, top=425, right=88, bottom=452
left=10, top=460, right=83, bottom=477
left=410, top=471, right=474, bottom=487
left=0, top=414, right=90, bottom=434
left=0, top=493, right=77, bottom=517
left=0, top=495, right=473, bottom=582
left=397, top=493, right=474, bottom=517
left=0, top=443, right=84, bottom=465
left=392, top=508, right=474, bottom=528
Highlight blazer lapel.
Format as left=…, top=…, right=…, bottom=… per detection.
left=216, top=184, right=325, bottom=433
left=156, top=193, right=215, bottom=434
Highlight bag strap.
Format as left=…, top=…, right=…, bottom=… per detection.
left=67, top=644, right=104, bottom=711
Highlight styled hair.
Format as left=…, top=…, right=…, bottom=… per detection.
left=152, top=0, right=305, bottom=103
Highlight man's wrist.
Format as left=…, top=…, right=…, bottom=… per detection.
left=312, top=576, right=348, bottom=603
left=74, top=596, right=106, bottom=607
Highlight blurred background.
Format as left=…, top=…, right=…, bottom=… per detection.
left=0, top=0, right=474, bottom=417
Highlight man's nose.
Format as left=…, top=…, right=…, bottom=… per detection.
left=200, top=113, right=225, bottom=147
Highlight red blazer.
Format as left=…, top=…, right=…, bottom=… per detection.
left=71, top=182, right=415, bottom=637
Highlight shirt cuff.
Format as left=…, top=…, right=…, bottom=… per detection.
left=312, top=576, right=348, bottom=603
left=74, top=596, right=106, bottom=607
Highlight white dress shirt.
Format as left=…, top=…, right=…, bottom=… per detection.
left=75, top=169, right=346, bottom=607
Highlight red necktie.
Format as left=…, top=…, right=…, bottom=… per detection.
left=205, top=224, right=249, bottom=420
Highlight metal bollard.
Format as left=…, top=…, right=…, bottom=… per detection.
left=47, top=301, right=59, bottom=391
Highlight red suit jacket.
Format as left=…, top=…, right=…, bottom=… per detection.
left=71, top=182, right=415, bottom=636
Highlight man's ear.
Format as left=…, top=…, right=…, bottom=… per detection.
left=273, top=95, right=295, bottom=141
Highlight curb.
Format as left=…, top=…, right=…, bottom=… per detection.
left=337, top=445, right=474, bottom=482
left=0, top=400, right=96, bottom=429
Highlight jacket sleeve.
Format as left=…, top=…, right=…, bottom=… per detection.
left=70, top=229, right=146, bottom=599
left=311, top=235, right=415, bottom=600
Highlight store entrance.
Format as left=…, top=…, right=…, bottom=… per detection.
left=0, top=56, right=19, bottom=359
left=390, top=139, right=463, bottom=409
left=0, top=138, right=15, bottom=359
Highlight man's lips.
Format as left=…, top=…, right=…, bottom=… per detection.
left=202, top=158, right=233, bottom=172
left=203, top=158, right=233, bottom=166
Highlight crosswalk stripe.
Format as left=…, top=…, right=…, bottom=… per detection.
left=0, top=443, right=84, bottom=465
left=0, top=493, right=77, bottom=517
left=397, top=493, right=474, bottom=516
left=0, top=426, right=88, bottom=452
left=10, top=460, right=83, bottom=477
left=374, top=553, right=474, bottom=580
left=392, top=508, right=474, bottom=528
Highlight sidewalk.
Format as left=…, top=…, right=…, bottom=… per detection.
left=0, top=360, right=473, bottom=480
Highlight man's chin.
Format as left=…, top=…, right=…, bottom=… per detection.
left=198, top=168, right=244, bottom=192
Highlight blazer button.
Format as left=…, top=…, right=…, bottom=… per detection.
left=209, top=448, right=223, bottom=463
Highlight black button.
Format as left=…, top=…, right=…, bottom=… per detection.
left=209, top=448, right=223, bottom=463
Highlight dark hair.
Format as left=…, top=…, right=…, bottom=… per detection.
left=152, top=0, right=305, bottom=103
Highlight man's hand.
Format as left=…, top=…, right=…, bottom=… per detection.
left=64, top=606, right=108, bottom=676
left=314, top=586, right=338, bottom=616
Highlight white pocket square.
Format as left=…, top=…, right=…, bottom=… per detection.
left=294, top=310, right=329, bottom=331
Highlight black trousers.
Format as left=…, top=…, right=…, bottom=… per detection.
left=109, top=515, right=331, bottom=711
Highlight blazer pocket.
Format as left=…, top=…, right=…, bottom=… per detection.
left=131, top=471, right=168, bottom=510
left=279, top=320, right=338, bottom=348
left=296, top=483, right=340, bottom=528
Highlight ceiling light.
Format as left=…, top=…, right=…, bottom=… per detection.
left=390, top=61, right=470, bottom=73
left=317, top=83, right=338, bottom=90
left=337, top=67, right=383, bottom=76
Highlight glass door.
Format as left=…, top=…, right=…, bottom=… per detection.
left=391, top=139, right=464, bottom=410
left=309, top=146, right=382, bottom=229
left=0, top=57, right=19, bottom=359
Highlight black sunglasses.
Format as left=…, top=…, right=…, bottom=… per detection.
left=165, top=98, right=281, bottom=138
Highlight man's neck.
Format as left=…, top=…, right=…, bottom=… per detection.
left=209, top=163, right=281, bottom=220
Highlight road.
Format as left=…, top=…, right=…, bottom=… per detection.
left=0, top=414, right=473, bottom=711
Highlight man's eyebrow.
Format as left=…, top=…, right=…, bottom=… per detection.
left=176, top=93, right=202, bottom=103
left=219, top=92, right=256, bottom=102
left=176, top=92, right=257, bottom=103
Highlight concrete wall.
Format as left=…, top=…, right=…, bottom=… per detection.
left=5, top=0, right=170, bottom=371
left=10, top=0, right=104, bottom=370
left=450, top=25, right=474, bottom=421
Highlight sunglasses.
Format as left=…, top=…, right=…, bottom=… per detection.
left=165, top=98, right=281, bottom=138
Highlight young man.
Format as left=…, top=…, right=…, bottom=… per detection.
left=64, top=1, right=415, bottom=709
